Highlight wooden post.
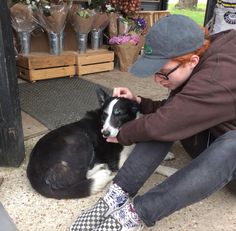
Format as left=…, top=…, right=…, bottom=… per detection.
left=0, top=0, right=25, bottom=166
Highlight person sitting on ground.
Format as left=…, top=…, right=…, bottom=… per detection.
left=70, top=14, right=236, bottom=231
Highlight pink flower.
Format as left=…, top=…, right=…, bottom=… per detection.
left=109, top=35, right=140, bottom=45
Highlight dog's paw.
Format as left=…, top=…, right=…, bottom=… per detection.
left=90, top=169, right=114, bottom=194
left=93, top=169, right=113, bottom=180
left=87, top=163, right=108, bottom=178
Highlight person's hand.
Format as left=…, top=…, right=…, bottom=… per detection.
left=106, top=137, right=119, bottom=143
left=113, top=87, right=141, bottom=103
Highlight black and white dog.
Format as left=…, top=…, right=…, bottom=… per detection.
left=26, top=88, right=140, bottom=199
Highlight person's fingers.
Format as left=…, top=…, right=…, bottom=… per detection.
left=113, top=87, right=121, bottom=97
left=113, top=87, right=128, bottom=97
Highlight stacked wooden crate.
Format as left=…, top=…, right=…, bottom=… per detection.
left=16, top=52, right=76, bottom=83
left=16, top=25, right=115, bottom=82
left=76, top=48, right=114, bottom=76
left=136, top=10, right=170, bottom=29
left=16, top=49, right=114, bottom=82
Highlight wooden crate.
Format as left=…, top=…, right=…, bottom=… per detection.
left=136, top=10, right=170, bottom=29
left=16, top=52, right=76, bottom=82
left=76, top=48, right=114, bottom=76
left=135, top=11, right=154, bottom=30
left=152, top=10, right=170, bottom=23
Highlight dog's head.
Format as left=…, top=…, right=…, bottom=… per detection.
left=96, top=88, right=140, bottom=138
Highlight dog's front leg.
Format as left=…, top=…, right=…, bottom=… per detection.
left=87, top=164, right=114, bottom=195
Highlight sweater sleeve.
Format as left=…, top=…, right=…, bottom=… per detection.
left=139, top=97, right=167, bottom=114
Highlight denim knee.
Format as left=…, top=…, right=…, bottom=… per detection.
left=213, top=131, right=236, bottom=164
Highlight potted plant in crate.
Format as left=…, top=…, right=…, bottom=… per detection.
left=106, top=0, right=147, bottom=72
left=90, top=12, right=109, bottom=50
left=70, top=6, right=95, bottom=53
left=109, top=16, right=147, bottom=72
left=34, top=0, right=69, bottom=55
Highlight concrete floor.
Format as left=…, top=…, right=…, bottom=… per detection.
left=0, top=70, right=236, bottom=231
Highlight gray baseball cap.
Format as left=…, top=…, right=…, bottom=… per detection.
left=129, top=14, right=205, bottom=77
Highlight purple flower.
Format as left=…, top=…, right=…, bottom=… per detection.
left=135, top=17, right=146, bottom=30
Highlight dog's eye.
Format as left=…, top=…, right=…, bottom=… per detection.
left=114, top=108, right=121, bottom=116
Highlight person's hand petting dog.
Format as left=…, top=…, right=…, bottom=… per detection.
left=113, top=87, right=141, bottom=103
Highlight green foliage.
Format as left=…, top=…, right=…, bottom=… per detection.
left=77, top=9, right=91, bottom=18
left=168, top=3, right=207, bottom=25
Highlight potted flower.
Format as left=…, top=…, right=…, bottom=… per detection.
left=10, top=0, right=38, bottom=54
left=34, top=0, right=69, bottom=55
left=109, top=16, right=146, bottom=72
left=70, top=6, right=95, bottom=53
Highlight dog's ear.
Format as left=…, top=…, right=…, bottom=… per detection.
left=96, top=88, right=110, bottom=107
left=131, top=102, right=140, bottom=114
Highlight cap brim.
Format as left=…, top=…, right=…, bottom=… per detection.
left=129, top=55, right=169, bottom=77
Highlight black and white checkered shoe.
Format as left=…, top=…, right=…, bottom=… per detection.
left=70, top=198, right=112, bottom=231
left=94, top=201, right=143, bottom=231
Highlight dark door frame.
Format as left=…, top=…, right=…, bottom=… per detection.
left=0, top=0, right=25, bottom=167
left=204, top=0, right=217, bottom=26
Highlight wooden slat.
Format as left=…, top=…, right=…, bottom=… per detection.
left=17, top=65, right=75, bottom=82
left=77, top=50, right=114, bottom=65
left=16, top=56, right=30, bottom=69
left=17, top=66, right=30, bottom=80
left=17, top=52, right=76, bottom=69
left=77, top=62, right=114, bottom=75
left=153, top=11, right=170, bottom=23
left=30, top=66, right=76, bottom=80
left=136, top=10, right=170, bottom=28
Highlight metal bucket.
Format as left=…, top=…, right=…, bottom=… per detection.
left=59, top=31, right=64, bottom=53
left=91, top=29, right=102, bottom=50
left=76, top=32, right=88, bottom=53
left=48, top=32, right=64, bottom=55
left=18, top=31, right=31, bottom=55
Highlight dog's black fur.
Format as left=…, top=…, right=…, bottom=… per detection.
left=26, top=88, right=139, bottom=199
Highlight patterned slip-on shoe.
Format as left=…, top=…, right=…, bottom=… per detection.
left=94, top=202, right=143, bottom=231
left=70, top=198, right=113, bottom=231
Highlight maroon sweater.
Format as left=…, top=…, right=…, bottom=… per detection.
left=117, top=30, right=236, bottom=145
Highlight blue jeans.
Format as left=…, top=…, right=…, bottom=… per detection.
left=113, top=130, right=236, bottom=227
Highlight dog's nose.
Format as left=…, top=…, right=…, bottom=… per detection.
left=102, top=130, right=110, bottom=138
